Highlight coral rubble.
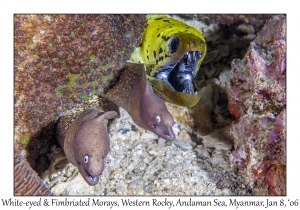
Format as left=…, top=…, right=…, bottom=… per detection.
left=43, top=108, right=238, bottom=196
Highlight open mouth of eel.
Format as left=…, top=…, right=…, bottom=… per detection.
left=79, top=166, right=100, bottom=186
left=85, top=170, right=99, bottom=185
left=153, top=51, right=203, bottom=94
left=151, top=124, right=175, bottom=141
left=88, top=174, right=98, bottom=183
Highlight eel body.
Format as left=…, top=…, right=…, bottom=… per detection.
left=14, top=14, right=147, bottom=194
left=56, top=101, right=118, bottom=186
left=14, top=14, right=206, bottom=193
left=56, top=62, right=175, bottom=185
left=101, top=62, right=175, bottom=141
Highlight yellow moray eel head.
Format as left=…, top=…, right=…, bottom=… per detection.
left=130, top=15, right=207, bottom=107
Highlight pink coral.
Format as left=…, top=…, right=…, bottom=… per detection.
left=228, top=15, right=286, bottom=195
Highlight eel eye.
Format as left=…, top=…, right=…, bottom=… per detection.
left=83, top=155, right=88, bottom=164
left=169, top=36, right=179, bottom=53
left=156, top=115, right=161, bottom=123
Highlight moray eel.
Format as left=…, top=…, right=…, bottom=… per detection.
left=100, top=62, right=175, bottom=141
left=14, top=14, right=193, bottom=194
left=130, top=15, right=207, bottom=107
left=56, top=62, right=175, bottom=185
left=56, top=107, right=118, bottom=186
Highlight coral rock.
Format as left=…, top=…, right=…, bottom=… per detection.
left=227, top=15, right=286, bottom=195
left=14, top=14, right=147, bottom=195
left=14, top=143, right=52, bottom=196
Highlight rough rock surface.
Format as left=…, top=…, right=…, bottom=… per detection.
left=14, top=143, right=52, bottom=196
left=14, top=14, right=285, bottom=196
left=14, top=14, right=147, bottom=195
left=15, top=14, right=146, bottom=139
left=165, top=14, right=286, bottom=195
left=227, top=15, right=286, bottom=195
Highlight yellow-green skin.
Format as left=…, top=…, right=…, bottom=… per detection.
left=130, top=15, right=207, bottom=107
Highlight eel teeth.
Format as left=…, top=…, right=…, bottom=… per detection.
left=185, top=51, right=202, bottom=65
left=155, top=50, right=204, bottom=94
left=89, top=176, right=97, bottom=182
left=156, top=71, right=169, bottom=82
left=198, top=51, right=203, bottom=58
left=182, top=79, right=194, bottom=94
left=193, top=51, right=197, bottom=62
left=188, top=53, right=192, bottom=63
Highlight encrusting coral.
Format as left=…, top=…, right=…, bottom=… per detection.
left=14, top=143, right=52, bottom=195
left=14, top=14, right=146, bottom=138
left=168, top=14, right=286, bottom=195
left=227, top=15, right=286, bottom=195
left=14, top=14, right=286, bottom=196
left=14, top=14, right=208, bottom=195
left=14, top=14, right=147, bottom=195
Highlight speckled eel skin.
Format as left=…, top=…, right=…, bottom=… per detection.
left=56, top=62, right=175, bottom=186
left=14, top=14, right=207, bottom=194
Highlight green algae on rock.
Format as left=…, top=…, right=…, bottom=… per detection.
left=14, top=14, right=147, bottom=195
left=14, top=14, right=146, bottom=140
left=14, top=14, right=209, bottom=195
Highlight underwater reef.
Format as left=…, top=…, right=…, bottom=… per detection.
left=166, top=14, right=286, bottom=196
left=14, top=14, right=286, bottom=196
left=14, top=14, right=146, bottom=137
left=14, top=14, right=147, bottom=195
left=227, top=15, right=286, bottom=195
